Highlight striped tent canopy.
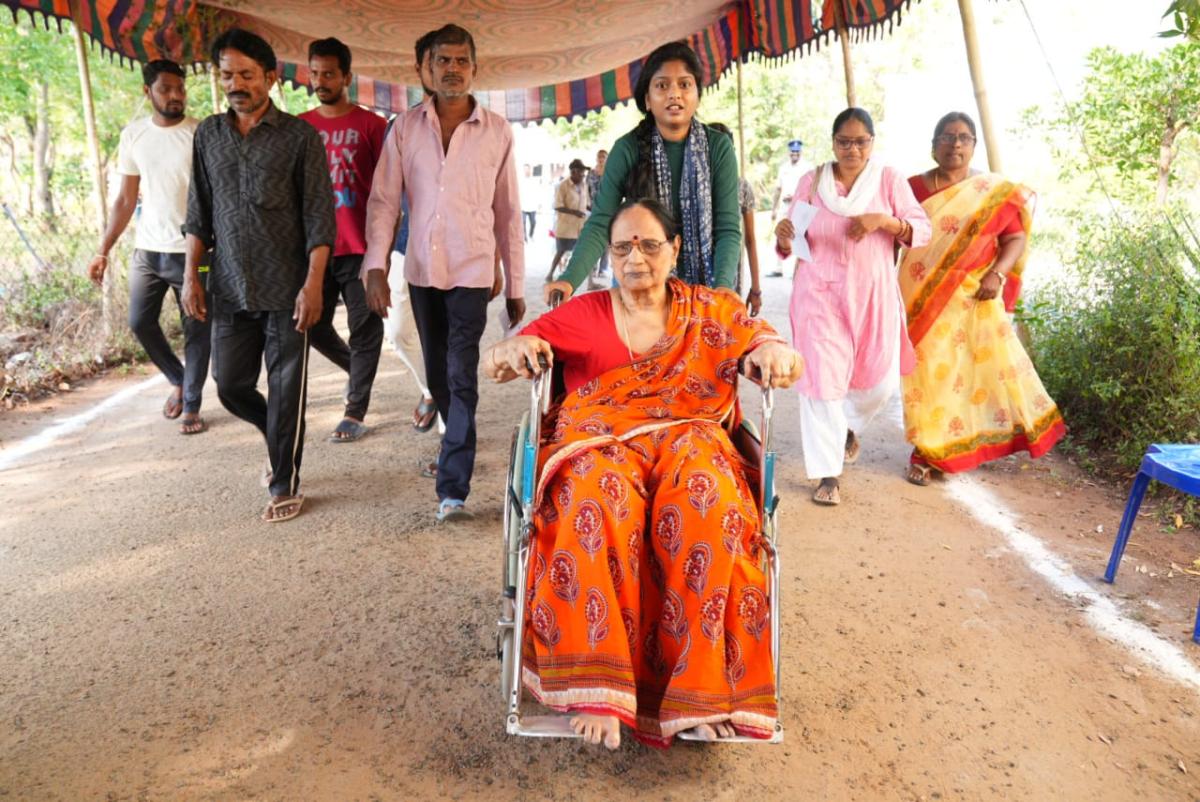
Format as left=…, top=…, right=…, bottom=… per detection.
left=2, top=0, right=915, bottom=122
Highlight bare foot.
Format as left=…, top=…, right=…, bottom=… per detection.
left=570, top=714, right=621, bottom=749
left=687, top=721, right=737, bottom=740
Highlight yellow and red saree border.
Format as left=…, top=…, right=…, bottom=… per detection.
left=902, top=174, right=1033, bottom=348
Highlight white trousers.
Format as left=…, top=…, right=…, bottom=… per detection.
left=798, top=349, right=899, bottom=480
left=384, top=252, right=444, bottom=433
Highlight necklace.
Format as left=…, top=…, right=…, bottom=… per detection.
left=611, top=290, right=636, bottom=363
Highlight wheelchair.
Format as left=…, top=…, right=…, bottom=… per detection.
left=495, top=352, right=785, bottom=744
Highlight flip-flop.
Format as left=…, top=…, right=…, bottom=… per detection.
left=162, top=392, right=183, bottom=420
left=436, top=498, right=473, bottom=522
left=906, top=464, right=933, bottom=486
left=812, top=481, right=841, bottom=506
left=420, top=459, right=438, bottom=479
left=262, top=495, right=305, bottom=523
left=412, top=397, right=437, bottom=433
left=179, top=415, right=208, bottom=435
left=844, top=432, right=861, bottom=464
left=329, top=418, right=368, bottom=443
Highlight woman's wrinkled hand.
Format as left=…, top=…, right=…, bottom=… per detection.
left=486, top=335, right=554, bottom=383
left=743, top=342, right=803, bottom=389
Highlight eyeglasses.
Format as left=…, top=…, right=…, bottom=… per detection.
left=610, top=238, right=666, bottom=258
left=833, top=136, right=874, bottom=151
left=935, top=133, right=977, bottom=146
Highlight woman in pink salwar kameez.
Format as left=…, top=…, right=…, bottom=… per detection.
left=774, top=108, right=931, bottom=505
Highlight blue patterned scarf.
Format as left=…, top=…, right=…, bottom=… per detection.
left=651, top=122, right=714, bottom=287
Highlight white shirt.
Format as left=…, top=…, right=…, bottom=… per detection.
left=777, top=157, right=811, bottom=204
left=116, top=116, right=198, bottom=253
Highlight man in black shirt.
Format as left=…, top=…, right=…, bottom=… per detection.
left=181, top=28, right=335, bottom=523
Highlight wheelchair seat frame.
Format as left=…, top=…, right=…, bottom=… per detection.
left=496, top=364, right=784, bottom=744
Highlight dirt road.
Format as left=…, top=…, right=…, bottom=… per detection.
left=2, top=264, right=1199, bottom=801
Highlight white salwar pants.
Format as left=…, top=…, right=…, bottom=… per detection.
left=799, top=346, right=899, bottom=479
left=384, top=251, right=444, bottom=434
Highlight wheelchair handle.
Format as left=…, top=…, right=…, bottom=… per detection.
left=549, top=289, right=565, bottom=309
left=522, top=353, right=550, bottom=374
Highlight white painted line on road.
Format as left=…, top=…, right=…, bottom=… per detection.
left=949, top=475, right=1200, bottom=692
left=0, top=375, right=164, bottom=474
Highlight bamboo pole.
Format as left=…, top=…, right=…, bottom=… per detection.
left=834, top=1, right=857, bottom=107
left=735, top=60, right=746, bottom=175
left=68, top=0, right=107, bottom=232
left=956, top=0, right=1003, bottom=172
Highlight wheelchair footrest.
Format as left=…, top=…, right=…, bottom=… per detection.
left=676, top=724, right=784, bottom=744
left=507, top=714, right=585, bottom=738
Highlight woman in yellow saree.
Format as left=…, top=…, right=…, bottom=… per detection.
left=899, top=112, right=1066, bottom=485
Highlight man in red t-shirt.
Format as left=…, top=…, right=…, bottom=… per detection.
left=299, top=37, right=388, bottom=442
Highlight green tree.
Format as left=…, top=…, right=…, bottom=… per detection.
left=0, top=18, right=74, bottom=218
left=1056, top=44, right=1200, bottom=205
left=1161, top=0, right=1200, bottom=40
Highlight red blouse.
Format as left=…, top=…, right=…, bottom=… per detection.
left=518, top=290, right=641, bottom=394
left=908, top=174, right=1023, bottom=237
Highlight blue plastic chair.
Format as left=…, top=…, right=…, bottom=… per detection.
left=1103, top=444, right=1200, bottom=642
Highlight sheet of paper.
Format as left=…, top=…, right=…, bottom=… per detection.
left=788, top=201, right=819, bottom=262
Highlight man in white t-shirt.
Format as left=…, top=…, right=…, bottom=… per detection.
left=88, top=59, right=211, bottom=434
left=768, top=138, right=811, bottom=277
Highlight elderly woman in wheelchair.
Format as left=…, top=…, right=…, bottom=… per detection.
left=485, top=199, right=802, bottom=749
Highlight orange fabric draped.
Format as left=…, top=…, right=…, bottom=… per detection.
left=522, top=280, right=784, bottom=747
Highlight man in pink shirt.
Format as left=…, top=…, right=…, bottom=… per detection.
left=299, top=37, right=388, bottom=443
left=364, top=24, right=525, bottom=522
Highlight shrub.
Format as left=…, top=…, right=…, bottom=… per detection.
left=1026, top=208, right=1200, bottom=472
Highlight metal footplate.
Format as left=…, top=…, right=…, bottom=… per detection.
left=507, top=714, right=585, bottom=738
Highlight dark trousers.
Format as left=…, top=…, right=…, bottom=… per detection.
left=307, top=254, right=383, bottom=421
left=211, top=299, right=309, bottom=498
left=523, top=211, right=536, bottom=240
left=409, top=285, right=490, bottom=502
left=128, top=249, right=212, bottom=414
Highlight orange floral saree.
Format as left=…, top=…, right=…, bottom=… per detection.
left=899, top=174, right=1065, bottom=472
left=523, top=279, right=785, bottom=747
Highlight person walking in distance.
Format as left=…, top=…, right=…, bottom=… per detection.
left=88, top=59, right=211, bottom=435
left=547, top=158, right=589, bottom=282
left=363, top=24, right=525, bottom=522
left=299, top=37, right=387, bottom=443
left=181, top=28, right=336, bottom=523
left=768, top=138, right=809, bottom=277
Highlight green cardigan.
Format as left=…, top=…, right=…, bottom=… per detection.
left=559, top=124, right=742, bottom=290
